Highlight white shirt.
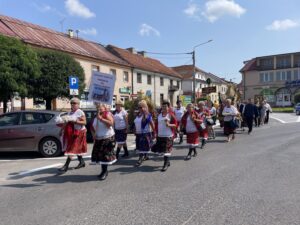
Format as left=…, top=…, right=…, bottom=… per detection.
left=210, top=107, right=217, bottom=116
left=134, top=115, right=152, bottom=134
left=186, top=115, right=197, bottom=133
left=158, top=113, right=173, bottom=137
left=174, top=106, right=185, bottom=122
left=92, top=118, right=114, bottom=140
left=114, top=110, right=127, bottom=130
left=68, top=109, right=86, bottom=130
left=222, top=106, right=238, bottom=121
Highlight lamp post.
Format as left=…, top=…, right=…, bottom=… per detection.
left=192, top=39, right=213, bottom=103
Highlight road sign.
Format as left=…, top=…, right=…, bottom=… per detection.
left=202, top=86, right=216, bottom=94
left=69, top=76, right=79, bottom=96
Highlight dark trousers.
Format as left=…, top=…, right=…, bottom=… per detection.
left=255, top=116, right=260, bottom=127
left=245, top=116, right=253, bottom=133
left=265, top=110, right=270, bottom=124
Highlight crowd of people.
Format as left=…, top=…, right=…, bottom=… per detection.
left=56, top=97, right=272, bottom=181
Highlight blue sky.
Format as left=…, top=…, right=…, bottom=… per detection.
left=1, top=0, right=300, bottom=82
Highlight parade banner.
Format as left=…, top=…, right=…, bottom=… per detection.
left=88, top=71, right=116, bottom=105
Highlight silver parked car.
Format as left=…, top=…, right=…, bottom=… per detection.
left=0, top=110, right=66, bottom=157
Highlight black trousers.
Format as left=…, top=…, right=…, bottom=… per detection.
left=246, top=116, right=253, bottom=133
left=265, top=110, right=270, bottom=124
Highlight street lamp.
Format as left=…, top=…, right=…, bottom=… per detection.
left=192, top=39, right=213, bottom=103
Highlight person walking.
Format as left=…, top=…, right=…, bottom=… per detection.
left=174, top=100, right=185, bottom=144
left=242, top=98, right=255, bottom=134
left=260, top=101, right=268, bottom=126
left=222, top=99, right=238, bottom=142
left=196, top=101, right=210, bottom=149
left=113, top=100, right=129, bottom=159
left=254, top=101, right=260, bottom=127
left=181, top=103, right=201, bottom=160
left=264, top=101, right=272, bottom=124
left=152, top=100, right=177, bottom=172
left=58, top=98, right=87, bottom=172
left=90, top=104, right=116, bottom=180
left=134, top=100, right=155, bottom=167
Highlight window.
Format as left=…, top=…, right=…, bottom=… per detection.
left=177, top=80, right=180, bottom=87
left=287, top=70, right=292, bottom=81
left=269, top=72, right=274, bottom=82
left=170, top=80, right=173, bottom=86
left=160, top=77, right=164, bottom=86
left=276, top=71, right=281, bottom=81
left=43, top=113, right=55, bottom=122
left=110, top=69, right=116, bottom=76
left=260, top=73, right=264, bottom=82
left=92, top=65, right=99, bottom=72
left=260, top=58, right=273, bottom=70
left=21, top=113, right=47, bottom=125
left=160, top=94, right=164, bottom=105
left=137, top=73, right=142, bottom=83
left=281, top=71, right=286, bottom=81
left=0, top=113, right=20, bottom=126
left=147, top=75, right=152, bottom=85
left=123, top=71, right=129, bottom=82
left=294, top=70, right=299, bottom=80
left=277, top=56, right=291, bottom=69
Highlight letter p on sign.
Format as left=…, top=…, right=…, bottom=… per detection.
left=69, top=76, right=79, bottom=89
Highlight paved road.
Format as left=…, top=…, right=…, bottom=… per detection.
left=0, top=119, right=299, bottom=225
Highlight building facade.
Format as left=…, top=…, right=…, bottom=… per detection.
left=240, top=52, right=300, bottom=106
left=172, top=65, right=227, bottom=104
left=107, top=46, right=182, bottom=107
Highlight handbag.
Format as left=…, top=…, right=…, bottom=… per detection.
left=229, top=119, right=239, bottom=129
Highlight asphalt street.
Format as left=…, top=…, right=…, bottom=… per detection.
left=0, top=116, right=299, bottom=225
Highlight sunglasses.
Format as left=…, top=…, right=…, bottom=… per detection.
left=71, top=102, right=78, bottom=105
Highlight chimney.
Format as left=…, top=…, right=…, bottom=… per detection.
left=126, top=47, right=136, bottom=54
left=138, top=51, right=147, bottom=57
left=68, top=29, right=74, bottom=38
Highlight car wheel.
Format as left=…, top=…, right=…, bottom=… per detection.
left=39, top=137, right=62, bottom=157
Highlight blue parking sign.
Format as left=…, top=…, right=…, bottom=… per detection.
left=69, top=76, right=79, bottom=89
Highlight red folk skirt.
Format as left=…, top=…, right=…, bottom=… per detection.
left=186, top=131, right=199, bottom=147
left=64, top=129, right=87, bottom=156
left=199, top=128, right=209, bottom=140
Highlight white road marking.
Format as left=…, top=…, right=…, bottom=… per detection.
left=270, top=116, right=286, bottom=123
left=18, top=163, right=63, bottom=176
left=297, top=116, right=300, bottom=122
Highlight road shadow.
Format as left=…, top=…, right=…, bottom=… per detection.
left=32, top=174, right=98, bottom=184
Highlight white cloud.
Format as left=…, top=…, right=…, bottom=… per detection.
left=139, top=23, right=160, bottom=37
left=266, top=19, right=299, bottom=31
left=202, top=0, right=246, bottom=23
left=79, top=28, right=97, bottom=36
left=65, top=0, right=95, bottom=19
left=32, top=3, right=65, bottom=17
left=183, top=2, right=201, bottom=21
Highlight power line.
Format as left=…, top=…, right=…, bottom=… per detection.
left=145, top=51, right=191, bottom=55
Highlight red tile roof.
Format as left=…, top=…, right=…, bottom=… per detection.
left=239, top=59, right=257, bottom=72
left=107, top=45, right=182, bottom=78
left=0, top=15, right=129, bottom=66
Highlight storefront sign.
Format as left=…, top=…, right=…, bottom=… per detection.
left=180, top=95, right=192, bottom=106
left=119, top=87, right=131, bottom=94
left=285, top=80, right=300, bottom=87
left=202, top=86, right=216, bottom=94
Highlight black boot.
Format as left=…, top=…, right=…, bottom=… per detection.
left=179, top=135, right=183, bottom=144
left=75, top=155, right=85, bottom=169
left=192, top=148, right=197, bottom=157
left=200, top=139, right=206, bottom=149
left=161, top=156, right=170, bottom=172
left=98, top=165, right=108, bottom=180
left=185, top=149, right=193, bottom=160
left=122, top=146, right=129, bottom=158
left=58, top=157, right=71, bottom=172
left=143, top=153, right=149, bottom=161
left=135, top=154, right=144, bottom=167
left=116, top=147, right=121, bottom=159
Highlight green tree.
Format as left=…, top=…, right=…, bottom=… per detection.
left=33, top=49, right=85, bottom=109
left=294, top=92, right=300, bottom=104
left=0, top=35, right=40, bottom=112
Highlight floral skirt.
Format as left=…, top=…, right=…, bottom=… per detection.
left=91, top=136, right=116, bottom=165
left=64, top=130, right=87, bottom=156
left=136, top=133, right=152, bottom=153
left=224, top=121, right=235, bottom=135
left=115, top=128, right=127, bottom=144
left=186, top=132, right=199, bottom=147
left=152, top=137, right=173, bottom=156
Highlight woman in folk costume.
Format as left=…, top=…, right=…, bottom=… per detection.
left=91, top=104, right=116, bottom=180
left=196, top=101, right=210, bottom=149
left=152, top=100, right=177, bottom=172
left=174, top=100, right=186, bottom=144
left=181, top=103, right=202, bottom=160
left=57, top=98, right=87, bottom=172
left=222, top=99, right=239, bottom=142
left=134, top=100, right=155, bottom=167
left=113, top=100, right=129, bottom=159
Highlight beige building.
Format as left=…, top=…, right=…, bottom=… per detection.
left=107, top=46, right=182, bottom=107
left=240, top=52, right=300, bottom=106
left=0, top=14, right=132, bottom=110
left=172, top=65, right=228, bottom=104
